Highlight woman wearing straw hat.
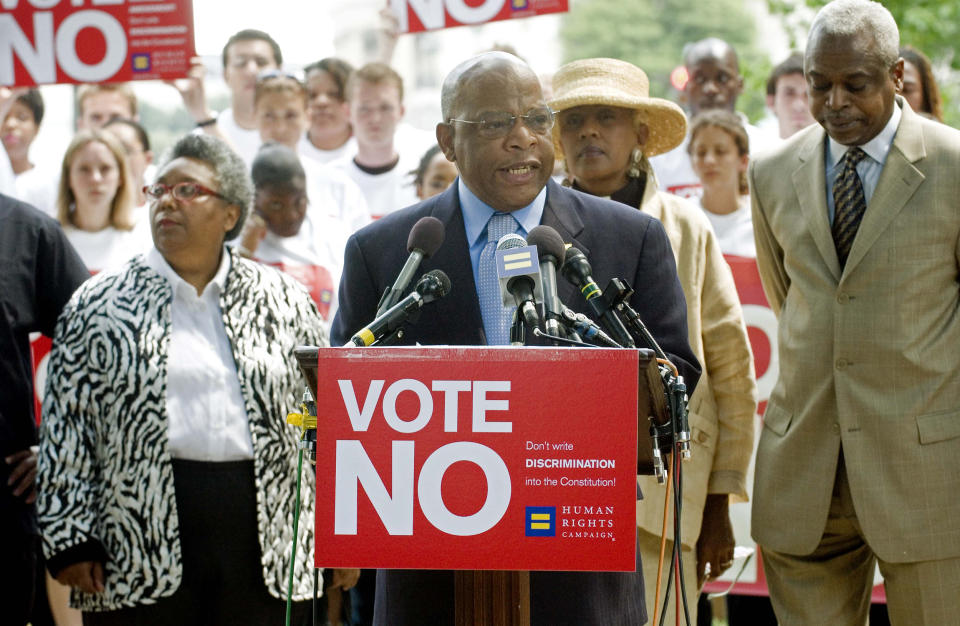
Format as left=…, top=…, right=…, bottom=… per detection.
left=551, top=58, right=757, bottom=624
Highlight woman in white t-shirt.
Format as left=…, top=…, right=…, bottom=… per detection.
left=239, top=143, right=347, bottom=323
left=299, top=58, right=358, bottom=164
left=688, top=110, right=755, bottom=258
left=56, top=130, right=148, bottom=273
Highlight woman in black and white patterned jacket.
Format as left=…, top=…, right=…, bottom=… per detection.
left=37, top=133, right=357, bottom=624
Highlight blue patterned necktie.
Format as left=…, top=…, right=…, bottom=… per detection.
left=477, top=212, right=517, bottom=345
left=832, top=147, right=868, bottom=269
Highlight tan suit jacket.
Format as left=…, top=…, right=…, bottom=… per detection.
left=635, top=168, right=757, bottom=547
left=750, top=99, right=960, bottom=562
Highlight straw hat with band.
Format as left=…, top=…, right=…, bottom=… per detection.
left=549, top=58, right=687, bottom=160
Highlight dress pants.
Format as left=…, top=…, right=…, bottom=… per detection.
left=762, top=452, right=960, bottom=626
left=82, top=460, right=312, bottom=626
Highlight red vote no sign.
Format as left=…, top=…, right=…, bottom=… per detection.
left=313, top=346, right=639, bottom=571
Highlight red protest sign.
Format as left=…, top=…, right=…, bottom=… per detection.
left=725, top=254, right=777, bottom=416
left=1, top=0, right=195, bottom=87
left=314, top=346, right=638, bottom=571
left=389, top=0, right=568, bottom=34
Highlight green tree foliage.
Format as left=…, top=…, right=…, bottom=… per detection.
left=773, top=0, right=958, bottom=67
left=137, top=94, right=229, bottom=158
left=559, top=0, right=772, bottom=123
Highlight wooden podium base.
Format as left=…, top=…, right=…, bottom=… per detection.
left=455, top=570, right=530, bottom=626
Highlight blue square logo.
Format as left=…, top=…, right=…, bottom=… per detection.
left=132, top=54, right=151, bottom=73
left=525, top=506, right=555, bottom=537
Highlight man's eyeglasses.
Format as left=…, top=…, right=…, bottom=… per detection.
left=144, top=182, right=225, bottom=203
left=447, top=107, right=554, bottom=139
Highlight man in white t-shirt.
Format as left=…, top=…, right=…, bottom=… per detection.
left=173, top=29, right=282, bottom=165
left=651, top=38, right=775, bottom=199
left=253, top=72, right=370, bottom=234
left=76, top=83, right=138, bottom=130
left=330, top=63, right=433, bottom=220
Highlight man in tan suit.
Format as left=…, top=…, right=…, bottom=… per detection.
left=750, top=0, right=960, bottom=623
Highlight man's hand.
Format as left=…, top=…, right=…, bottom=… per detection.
left=377, top=8, right=400, bottom=64
left=167, top=57, right=214, bottom=123
left=57, top=561, right=105, bottom=594
left=237, top=214, right=268, bottom=258
left=695, top=494, right=735, bottom=588
left=331, top=568, right=360, bottom=590
left=5, top=447, right=38, bottom=504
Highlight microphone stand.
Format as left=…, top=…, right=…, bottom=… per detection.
left=531, top=328, right=598, bottom=347
left=285, top=389, right=320, bottom=626
left=600, top=278, right=694, bottom=626
left=509, top=309, right=526, bottom=346
left=603, top=278, right=690, bottom=460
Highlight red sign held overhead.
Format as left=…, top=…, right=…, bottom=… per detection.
left=1, top=0, right=195, bottom=87
left=313, top=346, right=639, bottom=571
left=389, top=0, right=569, bottom=34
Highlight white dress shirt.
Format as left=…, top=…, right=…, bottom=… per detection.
left=146, top=247, right=254, bottom=461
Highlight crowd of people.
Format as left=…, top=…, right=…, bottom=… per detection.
left=2, top=0, right=958, bottom=624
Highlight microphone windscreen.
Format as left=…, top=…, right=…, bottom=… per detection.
left=418, top=269, right=452, bottom=298
left=526, top=225, right=566, bottom=264
left=496, top=233, right=527, bottom=251
left=407, top=216, right=445, bottom=257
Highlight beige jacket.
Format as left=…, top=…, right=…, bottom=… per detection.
left=750, top=99, right=960, bottom=561
left=633, top=165, right=757, bottom=547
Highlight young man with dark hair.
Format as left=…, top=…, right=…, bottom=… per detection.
left=765, top=52, right=814, bottom=140
left=172, top=29, right=282, bottom=165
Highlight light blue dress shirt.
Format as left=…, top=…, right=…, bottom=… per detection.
left=458, top=178, right=546, bottom=290
left=825, top=102, right=902, bottom=224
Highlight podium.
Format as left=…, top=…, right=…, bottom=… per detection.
left=295, top=346, right=666, bottom=624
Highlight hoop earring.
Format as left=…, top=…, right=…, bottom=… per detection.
left=628, top=147, right=644, bottom=179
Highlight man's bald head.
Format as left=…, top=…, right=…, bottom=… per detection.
left=684, top=38, right=739, bottom=72
left=436, top=51, right=553, bottom=213
left=440, top=52, right=535, bottom=121
left=683, top=38, right=743, bottom=115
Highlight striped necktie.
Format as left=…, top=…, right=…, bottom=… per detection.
left=832, top=147, right=868, bottom=269
left=477, top=212, right=517, bottom=345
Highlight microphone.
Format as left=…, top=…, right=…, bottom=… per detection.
left=558, top=306, right=621, bottom=347
left=495, top=234, right=542, bottom=330
left=560, top=247, right=635, bottom=348
left=348, top=269, right=451, bottom=347
left=376, top=216, right=445, bottom=316
left=526, top=225, right=566, bottom=339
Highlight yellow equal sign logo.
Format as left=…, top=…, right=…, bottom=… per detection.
left=525, top=506, right=555, bottom=537
left=132, top=54, right=151, bottom=72
left=530, top=513, right=551, bottom=529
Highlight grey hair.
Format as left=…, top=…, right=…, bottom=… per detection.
left=808, top=0, right=899, bottom=67
left=161, top=133, right=252, bottom=240
left=440, top=51, right=529, bottom=121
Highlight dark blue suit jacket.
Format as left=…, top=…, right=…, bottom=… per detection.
left=331, top=179, right=700, bottom=625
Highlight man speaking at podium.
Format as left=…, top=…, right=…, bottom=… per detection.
left=331, top=52, right=700, bottom=625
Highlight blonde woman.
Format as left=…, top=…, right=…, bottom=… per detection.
left=56, top=129, right=148, bottom=273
